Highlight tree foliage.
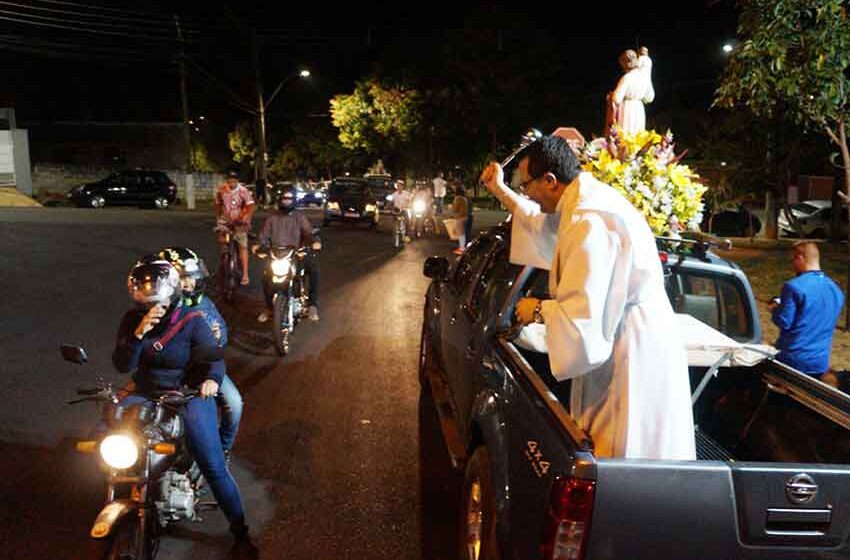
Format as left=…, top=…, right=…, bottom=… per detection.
left=330, top=79, right=422, bottom=153
left=227, top=122, right=256, bottom=164
left=714, top=0, right=850, bottom=325
left=190, top=142, right=216, bottom=172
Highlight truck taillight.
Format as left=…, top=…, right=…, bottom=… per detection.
left=541, top=477, right=595, bottom=560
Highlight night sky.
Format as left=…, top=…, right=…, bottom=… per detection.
left=0, top=0, right=739, bottom=161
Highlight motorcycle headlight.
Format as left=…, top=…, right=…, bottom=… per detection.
left=99, top=434, right=139, bottom=469
left=413, top=199, right=426, bottom=213
left=365, top=204, right=377, bottom=213
left=327, top=202, right=340, bottom=212
left=271, top=257, right=291, bottom=276
left=386, top=194, right=394, bottom=201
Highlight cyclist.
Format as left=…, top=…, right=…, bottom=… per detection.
left=157, top=247, right=243, bottom=463
left=214, top=170, right=255, bottom=286
left=254, top=184, right=320, bottom=323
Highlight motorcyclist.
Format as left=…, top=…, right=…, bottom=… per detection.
left=391, top=180, right=412, bottom=237
left=157, top=247, right=243, bottom=464
left=254, top=184, right=320, bottom=323
left=411, top=181, right=435, bottom=235
left=112, top=258, right=251, bottom=545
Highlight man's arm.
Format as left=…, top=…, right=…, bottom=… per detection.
left=538, top=216, right=627, bottom=381
left=299, top=213, right=314, bottom=246
left=479, top=162, right=523, bottom=215
left=771, top=283, right=798, bottom=331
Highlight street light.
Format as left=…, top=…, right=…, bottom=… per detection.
left=256, top=68, right=311, bottom=185
left=722, top=43, right=734, bottom=54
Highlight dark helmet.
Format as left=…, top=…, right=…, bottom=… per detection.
left=226, top=169, right=240, bottom=181
left=127, top=258, right=181, bottom=307
left=277, top=184, right=297, bottom=213
left=157, top=246, right=209, bottom=298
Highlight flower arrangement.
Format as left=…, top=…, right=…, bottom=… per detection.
left=581, top=128, right=707, bottom=236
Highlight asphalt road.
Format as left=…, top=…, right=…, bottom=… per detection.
left=0, top=206, right=505, bottom=559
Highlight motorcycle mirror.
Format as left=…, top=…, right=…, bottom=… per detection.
left=60, top=344, right=88, bottom=365
left=423, top=255, right=449, bottom=280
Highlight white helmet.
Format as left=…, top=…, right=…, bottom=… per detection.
left=127, top=258, right=181, bottom=307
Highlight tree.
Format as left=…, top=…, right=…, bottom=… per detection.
left=330, top=79, right=422, bottom=154
left=227, top=122, right=256, bottom=164
left=190, top=142, right=216, bottom=173
left=714, top=0, right=850, bottom=325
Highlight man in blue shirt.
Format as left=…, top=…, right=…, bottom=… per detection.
left=770, top=241, right=844, bottom=376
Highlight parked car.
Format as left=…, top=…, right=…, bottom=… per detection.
left=67, top=169, right=177, bottom=209
left=322, top=177, right=380, bottom=228
left=778, top=199, right=848, bottom=238
left=701, top=204, right=762, bottom=237
left=419, top=224, right=850, bottom=559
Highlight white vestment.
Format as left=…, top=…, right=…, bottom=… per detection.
left=512, top=172, right=696, bottom=460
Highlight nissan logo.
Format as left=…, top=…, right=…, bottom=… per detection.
left=786, top=473, right=818, bottom=505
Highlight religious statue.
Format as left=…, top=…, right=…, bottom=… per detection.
left=605, top=47, right=655, bottom=136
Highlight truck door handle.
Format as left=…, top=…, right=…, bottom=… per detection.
left=765, top=508, right=832, bottom=535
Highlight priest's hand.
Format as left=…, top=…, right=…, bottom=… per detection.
left=479, top=162, right=505, bottom=195
left=515, top=297, right=539, bottom=326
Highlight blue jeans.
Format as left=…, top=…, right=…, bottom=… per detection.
left=115, top=394, right=246, bottom=526
left=217, top=375, right=243, bottom=451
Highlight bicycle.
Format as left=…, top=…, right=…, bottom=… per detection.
left=214, top=223, right=242, bottom=303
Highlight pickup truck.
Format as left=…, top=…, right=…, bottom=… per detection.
left=419, top=223, right=850, bottom=560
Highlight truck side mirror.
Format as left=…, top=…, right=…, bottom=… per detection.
left=423, top=256, right=449, bottom=280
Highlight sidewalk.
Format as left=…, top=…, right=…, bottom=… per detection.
left=0, top=187, right=42, bottom=208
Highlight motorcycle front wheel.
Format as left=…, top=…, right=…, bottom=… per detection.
left=95, top=512, right=159, bottom=560
left=273, top=294, right=292, bottom=356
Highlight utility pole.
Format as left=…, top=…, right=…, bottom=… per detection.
left=174, top=15, right=195, bottom=208
left=252, top=31, right=268, bottom=185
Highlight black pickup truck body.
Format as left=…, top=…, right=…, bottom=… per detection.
left=420, top=224, right=850, bottom=560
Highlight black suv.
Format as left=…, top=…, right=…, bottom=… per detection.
left=67, top=170, right=178, bottom=209
left=322, top=177, right=381, bottom=228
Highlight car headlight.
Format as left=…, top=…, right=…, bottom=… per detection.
left=316, top=192, right=324, bottom=199
left=327, top=202, right=340, bottom=212
left=296, top=192, right=305, bottom=199
left=271, top=257, right=291, bottom=276
left=365, top=204, right=377, bottom=213
left=413, top=199, right=426, bottom=213
left=99, top=434, right=139, bottom=469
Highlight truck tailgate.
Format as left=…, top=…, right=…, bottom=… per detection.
left=587, top=459, right=850, bottom=559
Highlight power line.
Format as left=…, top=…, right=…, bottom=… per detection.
left=32, top=0, right=182, bottom=20
left=0, top=8, right=182, bottom=36
left=0, top=13, right=184, bottom=41
left=182, top=55, right=258, bottom=115
left=2, top=1, right=199, bottom=30
left=0, top=33, right=163, bottom=58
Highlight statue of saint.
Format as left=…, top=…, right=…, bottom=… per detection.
left=605, top=47, right=655, bottom=136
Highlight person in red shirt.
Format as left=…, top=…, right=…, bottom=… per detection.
left=214, top=171, right=255, bottom=285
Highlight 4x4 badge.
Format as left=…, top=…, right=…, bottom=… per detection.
left=786, top=473, right=818, bottom=504
left=524, top=441, right=550, bottom=478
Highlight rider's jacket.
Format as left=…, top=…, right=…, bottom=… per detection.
left=259, top=210, right=312, bottom=247
left=113, top=302, right=225, bottom=393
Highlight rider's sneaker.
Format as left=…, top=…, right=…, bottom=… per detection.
left=308, top=306, right=320, bottom=322
left=257, top=310, right=270, bottom=323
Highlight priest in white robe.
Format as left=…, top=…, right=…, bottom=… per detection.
left=480, top=135, right=695, bottom=460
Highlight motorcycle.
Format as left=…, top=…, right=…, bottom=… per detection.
left=255, top=230, right=321, bottom=356
left=409, top=198, right=436, bottom=239
left=63, top=344, right=215, bottom=560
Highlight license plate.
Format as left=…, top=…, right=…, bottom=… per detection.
left=344, top=211, right=360, bottom=218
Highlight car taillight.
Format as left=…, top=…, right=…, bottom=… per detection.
left=541, top=477, right=596, bottom=560
left=658, top=251, right=668, bottom=264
